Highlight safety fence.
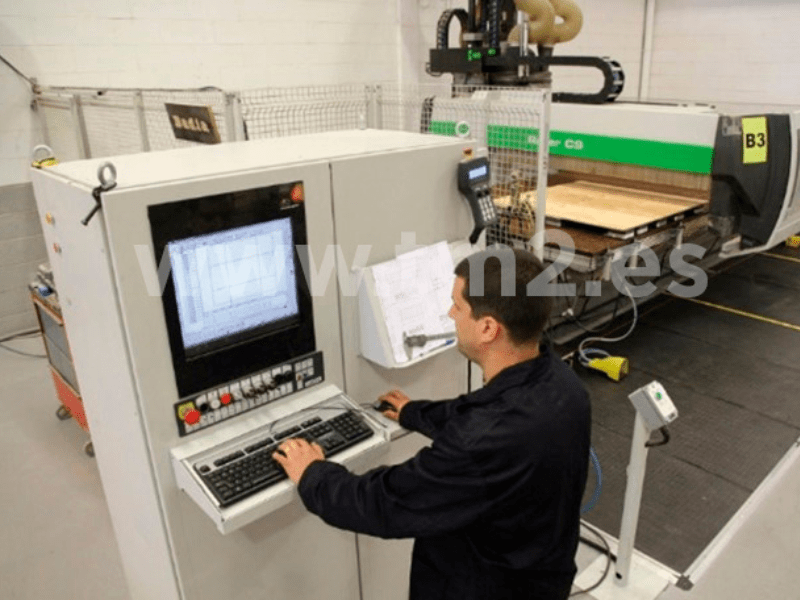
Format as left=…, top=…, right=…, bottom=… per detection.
left=35, top=82, right=550, bottom=252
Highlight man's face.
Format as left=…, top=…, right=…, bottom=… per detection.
left=448, top=276, right=479, bottom=361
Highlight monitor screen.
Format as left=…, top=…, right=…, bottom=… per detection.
left=149, top=181, right=316, bottom=398
left=469, top=164, right=488, bottom=181
left=169, top=218, right=299, bottom=357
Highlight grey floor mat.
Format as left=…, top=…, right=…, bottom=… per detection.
left=583, top=421, right=752, bottom=574
left=696, top=270, right=800, bottom=325
left=599, top=322, right=800, bottom=428
left=576, top=259, right=800, bottom=576
left=723, top=254, right=800, bottom=292
left=640, top=298, right=800, bottom=371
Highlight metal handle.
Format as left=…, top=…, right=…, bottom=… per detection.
left=97, top=162, right=117, bottom=189
left=31, top=145, right=55, bottom=162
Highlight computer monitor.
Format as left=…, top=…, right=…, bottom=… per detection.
left=149, top=182, right=315, bottom=398
left=169, top=218, right=300, bottom=357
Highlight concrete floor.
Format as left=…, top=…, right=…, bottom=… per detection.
left=3, top=334, right=800, bottom=600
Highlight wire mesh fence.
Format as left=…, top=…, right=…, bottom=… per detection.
left=240, top=84, right=370, bottom=139
left=377, top=83, right=546, bottom=185
left=81, top=91, right=144, bottom=158
left=36, top=93, right=83, bottom=163
left=374, top=82, right=549, bottom=252
left=34, top=82, right=550, bottom=252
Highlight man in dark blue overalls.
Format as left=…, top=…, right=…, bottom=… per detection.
left=275, top=248, right=591, bottom=600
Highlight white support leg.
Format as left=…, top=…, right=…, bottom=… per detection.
left=616, top=412, right=652, bottom=584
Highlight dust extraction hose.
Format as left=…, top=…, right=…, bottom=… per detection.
left=507, top=0, right=555, bottom=46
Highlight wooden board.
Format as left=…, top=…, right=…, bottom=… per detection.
left=549, top=155, right=711, bottom=194
left=494, top=180, right=706, bottom=234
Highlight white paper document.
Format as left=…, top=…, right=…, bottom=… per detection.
left=371, top=242, right=456, bottom=364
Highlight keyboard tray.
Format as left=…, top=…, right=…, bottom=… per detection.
left=197, top=411, right=373, bottom=507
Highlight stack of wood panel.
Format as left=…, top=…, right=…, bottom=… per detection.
left=494, top=180, right=707, bottom=238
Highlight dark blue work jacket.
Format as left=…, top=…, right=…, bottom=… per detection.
left=298, top=345, right=591, bottom=600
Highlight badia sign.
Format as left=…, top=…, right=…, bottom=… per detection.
left=165, top=103, right=222, bottom=144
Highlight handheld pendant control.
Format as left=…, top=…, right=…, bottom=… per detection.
left=457, top=154, right=497, bottom=244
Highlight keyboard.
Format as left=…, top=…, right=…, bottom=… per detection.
left=195, top=410, right=374, bottom=507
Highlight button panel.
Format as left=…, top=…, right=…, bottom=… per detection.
left=174, top=351, right=325, bottom=436
left=477, top=186, right=496, bottom=224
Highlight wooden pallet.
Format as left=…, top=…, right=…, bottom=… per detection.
left=494, top=180, right=707, bottom=240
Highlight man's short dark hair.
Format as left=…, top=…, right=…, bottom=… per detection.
left=454, top=248, right=553, bottom=346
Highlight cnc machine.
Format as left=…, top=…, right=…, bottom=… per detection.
left=424, top=0, right=800, bottom=338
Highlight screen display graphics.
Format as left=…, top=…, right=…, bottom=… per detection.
left=169, top=218, right=298, bottom=357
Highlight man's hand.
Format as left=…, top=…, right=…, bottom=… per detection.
left=376, top=389, right=411, bottom=422
left=273, top=439, right=325, bottom=484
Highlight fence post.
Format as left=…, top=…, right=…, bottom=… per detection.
left=532, top=87, right=551, bottom=262
left=31, top=84, right=52, bottom=150
left=225, top=92, right=246, bottom=142
left=366, top=85, right=383, bottom=129
left=71, top=94, right=91, bottom=159
left=134, top=91, right=151, bottom=152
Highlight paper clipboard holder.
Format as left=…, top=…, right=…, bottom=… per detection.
left=357, top=240, right=475, bottom=369
left=356, top=270, right=452, bottom=369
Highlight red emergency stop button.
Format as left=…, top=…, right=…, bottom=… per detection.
left=220, top=393, right=232, bottom=405
left=184, top=410, right=201, bottom=425
left=290, top=183, right=304, bottom=203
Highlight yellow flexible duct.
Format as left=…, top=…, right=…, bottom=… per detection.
left=541, top=0, right=583, bottom=45
left=507, top=0, right=555, bottom=46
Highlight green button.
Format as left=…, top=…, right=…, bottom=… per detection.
left=656, top=392, right=662, bottom=400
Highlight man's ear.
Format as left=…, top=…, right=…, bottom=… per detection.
left=479, top=316, right=501, bottom=343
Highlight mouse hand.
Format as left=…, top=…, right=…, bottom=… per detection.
left=375, top=390, right=410, bottom=421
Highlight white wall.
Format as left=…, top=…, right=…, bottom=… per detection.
left=648, top=0, right=800, bottom=111
left=0, top=0, right=400, bottom=185
left=0, top=0, right=401, bottom=337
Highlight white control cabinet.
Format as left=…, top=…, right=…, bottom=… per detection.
left=31, top=130, right=476, bottom=600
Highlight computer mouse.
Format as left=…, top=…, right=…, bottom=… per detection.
left=374, top=400, right=396, bottom=413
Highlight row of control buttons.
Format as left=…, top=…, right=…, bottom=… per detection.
left=479, top=196, right=495, bottom=223
left=177, top=353, right=321, bottom=436
left=183, top=383, right=294, bottom=431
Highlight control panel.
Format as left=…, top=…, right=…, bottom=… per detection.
left=174, top=351, right=325, bottom=436
left=628, top=380, right=678, bottom=430
left=457, top=154, right=497, bottom=244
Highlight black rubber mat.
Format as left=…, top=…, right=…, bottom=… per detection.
left=600, top=322, right=800, bottom=429
left=577, top=258, right=800, bottom=576
left=584, top=421, right=751, bottom=573
left=724, top=254, right=800, bottom=292
left=640, top=296, right=800, bottom=371
left=762, top=243, right=800, bottom=258
left=696, top=260, right=800, bottom=325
